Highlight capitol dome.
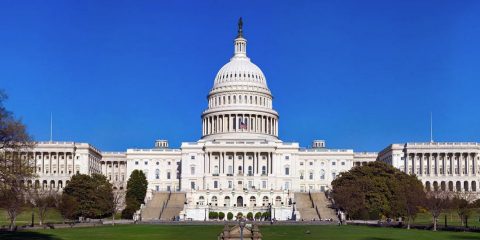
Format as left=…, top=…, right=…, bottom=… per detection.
left=201, top=18, right=279, bottom=141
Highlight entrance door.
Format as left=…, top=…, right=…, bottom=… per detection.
left=237, top=196, right=243, bottom=207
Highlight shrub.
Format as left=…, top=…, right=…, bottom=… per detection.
left=219, top=212, right=225, bottom=220
left=209, top=211, right=218, bottom=220
left=247, top=212, right=253, bottom=220
left=262, top=212, right=270, bottom=220
left=227, top=212, right=234, bottom=220
left=254, top=212, right=261, bottom=220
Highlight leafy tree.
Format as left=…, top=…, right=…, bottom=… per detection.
left=59, top=194, right=78, bottom=221
left=254, top=212, right=261, bottom=220
left=122, top=170, right=147, bottom=218
left=62, top=173, right=113, bottom=219
left=451, top=191, right=476, bottom=227
left=218, top=212, right=225, bottom=220
left=209, top=211, right=218, bottom=220
left=227, top=212, right=234, bottom=220
left=332, top=162, right=426, bottom=221
left=0, top=90, right=35, bottom=230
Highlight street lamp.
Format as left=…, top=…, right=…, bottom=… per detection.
left=239, top=217, right=246, bottom=240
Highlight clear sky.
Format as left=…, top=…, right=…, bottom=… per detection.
left=1, top=1, right=479, bottom=151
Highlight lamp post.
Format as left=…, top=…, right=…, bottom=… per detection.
left=239, top=217, right=246, bottom=240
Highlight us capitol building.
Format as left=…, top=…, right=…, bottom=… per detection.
left=25, top=20, right=480, bottom=221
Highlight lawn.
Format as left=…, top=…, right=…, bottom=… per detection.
left=0, top=208, right=63, bottom=226
left=1, top=224, right=480, bottom=240
left=414, top=211, right=480, bottom=227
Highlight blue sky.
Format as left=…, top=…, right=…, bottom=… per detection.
left=1, top=1, right=479, bottom=151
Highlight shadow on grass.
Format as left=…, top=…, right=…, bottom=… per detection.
left=359, top=238, right=394, bottom=240
left=0, top=231, right=62, bottom=240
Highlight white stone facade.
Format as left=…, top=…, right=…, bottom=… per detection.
left=378, top=142, right=480, bottom=192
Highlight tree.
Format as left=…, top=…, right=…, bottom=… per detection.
left=425, top=190, right=450, bottom=231
left=122, top=170, right=147, bottom=219
left=111, top=189, right=125, bottom=226
left=218, top=212, right=225, bottom=220
left=28, top=188, right=58, bottom=226
left=254, top=212, right=261, bottom=220
left=227, top=212, right=233, bottom=220
left=62, top=173, right=113, bottom=219
left=332, top=162, right=425, bottom=221
left=0, top=90, right=35, bottom=231
left=59, top=194, right=78, bottom=222
left=451, top=191, right=476, bottom=227
left=395, top=172, right=426, bottom=229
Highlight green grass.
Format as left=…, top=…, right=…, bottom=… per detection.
left=0, top=208, right=63, bottom=226
left=414, top=211, right=480, bottom=227
left=1, top=224, right=480, bottom=240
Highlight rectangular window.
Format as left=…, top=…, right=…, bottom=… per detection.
left=167, top=172, right=171, bottom=179
left=191, top=156, right=195, bottom=160
left=191, top=182, right=195, bottom=190
left=214, top=181, right=218, bottom=189
left=262, top=180, right=267, bottom=189
left=285, top=156, right=289, bottom=160
left=285, top=167, right=290, bottom=175
left=228, top=181, right=233, bottom=188
left=135, top=161, right=139, bottom=165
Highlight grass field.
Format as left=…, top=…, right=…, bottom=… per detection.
left=0, top=208, right=63, bottom=226
left=414, top=211, right=480, bottom=227
left=1, top=224, right=480, bottom=240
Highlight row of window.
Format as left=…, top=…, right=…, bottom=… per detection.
left=209, top=94, right=271, bottom=108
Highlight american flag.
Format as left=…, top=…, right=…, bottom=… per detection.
left=239, top=118, right=248, bottom=129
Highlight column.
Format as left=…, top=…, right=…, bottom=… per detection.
left=404, top=152, right=408, bottom=173
left=222, top=152, right=225, bottom=174
left=252, top=152, right=255, bottom=176
left=458, top=153, right=462, bottom=176
left=266, top=153, right=269, bottom=176
left=270, top=152, right=273, bottom=174
left=208, top=152, right=211, bottom=174
left=256, top=153, right=259, bottom=175
left=464, top=153, right=469, bottom=175
left=434, top=153, right=439, bottom=175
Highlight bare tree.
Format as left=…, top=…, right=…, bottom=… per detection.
left=111, top=189, right=125, bottom=226
left=29, top=188, right=58, bottom=226
left=425, top=190, right=451, bottom=231
left=0, top=90, right=35, bottom=231
left=452, top=191, right=476, bottom=227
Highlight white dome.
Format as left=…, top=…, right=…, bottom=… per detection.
left=213, top=57, right=269, bottom=90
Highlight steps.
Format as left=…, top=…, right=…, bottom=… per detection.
left=141, top=192, right=169, bottom=220
left=311, top=192, right=337, bottom=220
left=294, top=192, right=319, bottom=221
left=160, top=192, right=186, bottom=221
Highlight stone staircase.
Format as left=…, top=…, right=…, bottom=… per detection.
left=160, top=192, right=186, bottom=221
left=294, top=192, right=319, bottom=221
left=141, top=192, right=170, bottom=220
left=311, top=192, right=337, bottom=220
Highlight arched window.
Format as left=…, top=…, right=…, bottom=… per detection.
left=224, top=196, right=231, bottom=207
left=309, top=171, right=314, bottom=180
left=212, top=196, right=218, bottom=206
left=155, top=169, right=160, bottom=179
left=199, top=196, right=205, bottom=205
left=262, top=196, right=269, bottom=206
left=233, top=95, right=236, bottom=104
left=214, top=165, right=219, bottom=175
left=275, top=196, right=282, bottom=206
left=249, top=196, right=256, bottom=206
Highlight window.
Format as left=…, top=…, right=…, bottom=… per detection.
left=261, top=166, right=266, bottom=175
left=320, top=170, right=325, bottom=180
left=262, top=180, right=267, bottom=189
left=168, top=161, right=171, bottom=165
left=214, top=165, right=219, bottom=175
left=309, top=162, right=313, bottom=166
left=248, top=166, right=253, bottom=176
left=191, top=155, right=195, bottom=160
left=156, top=162, right=159, bottom=165
left=214, top=181, right=218, bottom=189
left=155, top=169, right=160, bottom=179
left=135, top=161, right=139, bottom=165
left=332, top=162, right=336, bottom=166
left=228, top=181, right=233, bottom=188
left=285, top=156, right=289, bottom=160
left=156, top=185, right=159, bottom=191
left=228, top=165, right=233, bottom=174
left=144, top=161, right=148, bottom=165
left=309, top=172, right=313, bottom=180
left=191, top=181, right=195, bottom=190
left=332, top=172, right=337, bottom=180
left=167, top=172, right=171, bottom=179
left=285, top=166, right=290, bottom=175
left=191, top=166, right=195, bottom=175
left=300, top=162, right=304, bottom=166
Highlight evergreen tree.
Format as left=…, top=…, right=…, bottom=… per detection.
left=122, top=170, right=148, bottom=218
